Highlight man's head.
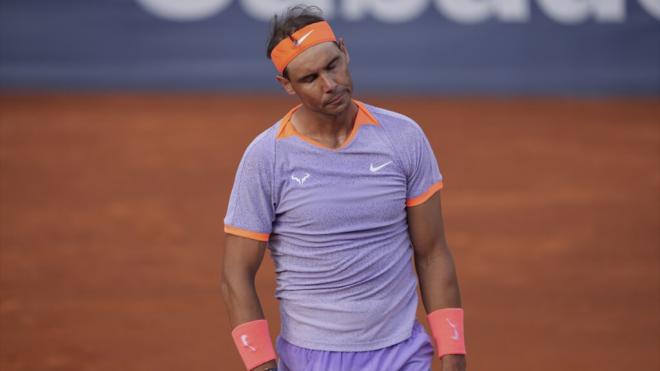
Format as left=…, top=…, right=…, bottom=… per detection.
left=267, top=6, right=354, bottom=116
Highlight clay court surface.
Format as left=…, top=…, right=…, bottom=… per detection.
left=0, top=94, right=658, bottom=371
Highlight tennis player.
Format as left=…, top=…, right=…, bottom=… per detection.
left=221, top=5, right=467, bottom=371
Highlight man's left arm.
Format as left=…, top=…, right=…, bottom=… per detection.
left=407, top=191, right=466, bottom=371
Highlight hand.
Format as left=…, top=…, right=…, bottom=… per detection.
left=251, top=360, right=277, bottom=371
left=441, top=354, right=466, bottom=371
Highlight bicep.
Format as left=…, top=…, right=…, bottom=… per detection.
left=222, top=234, right=268, bottom=280
left=406, top=191, right=448, bottom=258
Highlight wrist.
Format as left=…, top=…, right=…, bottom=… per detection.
left=252, top=363, right=277, bottom=371
left=254, top=359, right=277, bottom=370
left=442, top=354, right=465, bottom=360
left=440, top=354, right=466, bottom=370
left=427, top=308, right=467, bottom=358
left=231, top=320, right=277, bottom=370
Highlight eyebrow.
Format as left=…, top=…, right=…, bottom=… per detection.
left=298, top=56, right=340, bottom=82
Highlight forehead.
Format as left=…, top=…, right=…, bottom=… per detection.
left=286, top=42, right=341, bottom=78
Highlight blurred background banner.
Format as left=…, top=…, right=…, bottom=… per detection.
left=1, top=0, right=659, bottom=94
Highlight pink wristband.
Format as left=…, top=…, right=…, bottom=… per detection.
left=231, top=319, right=277, bottom=370
left=427, top=308, right=467, bottom=358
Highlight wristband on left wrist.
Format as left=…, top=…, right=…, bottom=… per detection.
left=427, top=308, right=467, bottom=358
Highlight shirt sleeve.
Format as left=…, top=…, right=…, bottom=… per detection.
left=223, top=135, right=274, bottom=242
left=405, top=124, right=444, bottom=207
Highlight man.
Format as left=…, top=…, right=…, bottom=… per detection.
left=221, top=5, right=466, bottom=371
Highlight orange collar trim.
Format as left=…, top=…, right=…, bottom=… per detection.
left=276, top=100, right=379, bottom=149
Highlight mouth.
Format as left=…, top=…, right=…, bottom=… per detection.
left=325, top=92, right=345, bottom=106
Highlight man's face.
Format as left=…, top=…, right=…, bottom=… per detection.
left=277, top=41, right=353, bottom=116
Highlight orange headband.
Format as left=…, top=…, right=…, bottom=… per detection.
left=271, top=21, right=337, bottom=74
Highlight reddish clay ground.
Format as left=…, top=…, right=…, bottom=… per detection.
left=0, top=95, right=658, bottom=371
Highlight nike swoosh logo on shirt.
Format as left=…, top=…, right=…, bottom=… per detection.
left=370, top=161, right=392, bottom=173
left=294, top=30, right=314, bottom=47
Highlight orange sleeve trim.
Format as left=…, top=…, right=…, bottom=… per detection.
left=224, top=225, right=270, bottom=242
left=406, top=181, right=444, bottom=207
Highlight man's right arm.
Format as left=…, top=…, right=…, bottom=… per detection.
left=221, top=234, right=277, bottom=371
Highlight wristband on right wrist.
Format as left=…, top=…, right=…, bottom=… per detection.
left=426, top=307, right=467, bottom=358
left=231, top=319, right=277, bottom=370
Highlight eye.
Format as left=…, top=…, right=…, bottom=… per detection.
left=301, top=74, right=317, bottom=83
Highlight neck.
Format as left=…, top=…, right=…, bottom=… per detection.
left=292, top=100, right=358, bottom=147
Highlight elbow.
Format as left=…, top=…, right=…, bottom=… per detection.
left=414, top=242, right=447, bottom=264
left=414, top=243, right=456, bottom=276
left=219, top=264, right=255, bottom=300
left=220, top=269, right=232, bottom=301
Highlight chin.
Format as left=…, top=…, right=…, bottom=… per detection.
left=326, top=93, right=351, bottom=112
left=325, top=101, right=348, bottom=115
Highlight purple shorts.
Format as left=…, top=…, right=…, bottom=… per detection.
left=276, top=321, right=434, bottom=371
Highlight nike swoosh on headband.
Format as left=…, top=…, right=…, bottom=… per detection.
left=294, top=30, right=314, bottom=47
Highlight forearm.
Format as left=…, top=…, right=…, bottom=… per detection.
left=221, top=272, right=267, bottom=328
left=414, top=243, right=462, bottom=313
left=221, top=275, right=277, bottom=371
left=221, top=236, right=276, bottom=371
left=415, top=245, right=467, bottom=369
left=408, top=194, right=466, bottom=369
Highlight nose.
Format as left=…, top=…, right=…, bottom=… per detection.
left=319, top=72, right=337, bottom=93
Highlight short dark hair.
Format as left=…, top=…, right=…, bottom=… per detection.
left=266, top=5, right=326, bottom=78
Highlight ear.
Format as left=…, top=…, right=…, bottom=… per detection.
left=275, top=74, right=296, bottom=95
left=337, top=38, right=350, bottom=64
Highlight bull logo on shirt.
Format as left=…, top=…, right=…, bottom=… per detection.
left=291, top=173, right=311, bottom=185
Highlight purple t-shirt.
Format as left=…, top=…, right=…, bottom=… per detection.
left=224, top=100, right=443, bottom=351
